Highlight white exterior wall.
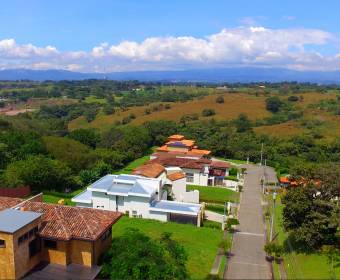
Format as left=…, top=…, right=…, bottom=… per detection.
left=92, top=191, right=110, bottom=210
left=182, top=190, right=199, bottom=203
left=76, top=202, right=93, bottom=208
left=172, top=178, right=187, bottom=201
left=183, top=168, right=208, bottom=186
left=171, top=177, right=200, bottom=203
left=89, top=191, right=170, bottom=222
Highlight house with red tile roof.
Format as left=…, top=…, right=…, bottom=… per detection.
left=0, top=195, right=122, bottom=280
left=155, top=135, right=211, bottom=158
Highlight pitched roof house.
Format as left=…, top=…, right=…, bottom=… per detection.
left=0, top=196, right=122, bottom=280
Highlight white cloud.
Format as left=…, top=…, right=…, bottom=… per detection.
left=0, top=26, right=339, bottom=72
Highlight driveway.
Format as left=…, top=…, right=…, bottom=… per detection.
left=224, top=165, right=271, bottom=279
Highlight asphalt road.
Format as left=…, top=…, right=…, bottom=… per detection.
left=225, top=165, right=271, bottom=279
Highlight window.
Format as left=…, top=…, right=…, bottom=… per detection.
left=186, top=173, right=194, bottom=183
left=29, top=238, right=41, bottom=258
left=0, top=239, right=5, bottom=248
left=132, top=210, right=138, bottom=218
left=44, top=239, right=57, bottom=249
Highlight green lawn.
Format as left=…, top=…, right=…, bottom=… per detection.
left=187, top=185, right=240, bottom=203
left=84, top=95, right=107, bottom=104
left=42, top=189, right=84, bottom=206
left=115, top=155, right=151, bottom=174
left=111, top=216, right=223, bottom=279
left=206, top=204, right=226, bottom=215
left=271, top=195, right=340, bottom=279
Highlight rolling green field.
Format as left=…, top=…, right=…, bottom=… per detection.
left=187, top=185, right=240, bottom=203
left=111, top=216, right=223, bottom=279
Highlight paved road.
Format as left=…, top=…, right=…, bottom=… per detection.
left=225, top=165, right=271, bottom=279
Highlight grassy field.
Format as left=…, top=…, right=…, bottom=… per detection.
left=111, top=216, right=223, bottom=279
left=42, top=189, right=84, bottom=206
left=270, top=195, right=340, bottom=279
left=69, top=93, right=271, bottom=131
left=187, top=185, right=240, bottom=203
left=84, top=95, right=108, bottom=104
left=115, top=155, right=151, bottom=174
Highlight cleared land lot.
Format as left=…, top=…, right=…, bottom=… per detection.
left=111, top=216, right=223, bottom=279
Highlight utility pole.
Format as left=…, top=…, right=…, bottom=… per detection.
left=270, top=192, right=277, bottom=242
left=260, top=143, right=264, bottom=166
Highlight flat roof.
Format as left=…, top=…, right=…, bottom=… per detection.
left=0, top=209, right=42, bottom=233
left=71, top=189, right=93, bottom=204
left=150, top=200, right=201, bottom=216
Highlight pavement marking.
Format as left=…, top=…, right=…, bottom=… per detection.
left=235, top=231, right=264, bottom=237
left=231, top=261, right=268, bottom=268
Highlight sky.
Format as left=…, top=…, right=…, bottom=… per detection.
left=1, top=0, right=340, bottom=72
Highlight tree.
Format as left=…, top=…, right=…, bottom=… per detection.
left=216, top=96, right=225, bottom=103
left=43, top=136, right=97, bottom=172
left=234, top=113, right=252, bottom=133
left=68, top=128, right=100, bottom=148
left=3, top=155, right=73, bottom=192
left=282, top=181, right=339, bottom=249
left=266, top=96, right=283, bottom=113
left=202, top=108, right=215, bottom=117
left=100, top=229, right=188, bottom=280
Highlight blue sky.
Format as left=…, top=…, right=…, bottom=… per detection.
left=1, top=0, right=340, bottom=72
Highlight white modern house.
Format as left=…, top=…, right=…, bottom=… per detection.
left=72, top=174, right=203, bottom=226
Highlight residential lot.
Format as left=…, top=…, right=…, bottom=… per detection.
left=111, top=216, right=223, bottom=279
left=187, top=185, right=240, bottom=203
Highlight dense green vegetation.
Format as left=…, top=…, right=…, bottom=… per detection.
left=101, top=229, right=188, bottom=280
left=110, top=216, right=223, bottom=279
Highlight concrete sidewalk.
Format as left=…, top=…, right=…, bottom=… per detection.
left=224, top=165, right=271, bottom=279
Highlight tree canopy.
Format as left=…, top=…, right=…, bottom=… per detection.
left=100, top=229, right=188, bottom=280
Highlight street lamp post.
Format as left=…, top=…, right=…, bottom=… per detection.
left=270, top=192, right=277, bottom=242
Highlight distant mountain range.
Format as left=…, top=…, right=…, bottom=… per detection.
left=1, top=68, right=340, bottom=83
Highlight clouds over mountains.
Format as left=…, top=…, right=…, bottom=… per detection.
left=1, top=26, right=339, bottom=72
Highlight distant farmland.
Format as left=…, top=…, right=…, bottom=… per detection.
left=68, top=93, right=271, bottom=131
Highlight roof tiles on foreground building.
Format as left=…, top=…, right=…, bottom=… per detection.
left=0, top=196, right=122, bottom=242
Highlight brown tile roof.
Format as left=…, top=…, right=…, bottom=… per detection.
left=168, top=135, right=185, bottom=141
left=132, top=163, right=165, bottom=178
left=167, top=172, right=186, bottom=181
left=190, top=149, right=211, bottom=155
left=211, top=161, right=231, bottom=169
left=151, top=156, right=211, bottom=170
left=20, top=201, right=122, bottom=241
left=0, top=196, right=23, bottom=211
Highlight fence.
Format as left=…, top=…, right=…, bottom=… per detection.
left=0, top=186, right=31, bottom=198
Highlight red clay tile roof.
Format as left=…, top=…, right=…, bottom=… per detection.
left=150, top=156, right=211, bottom=170
left=211, top=161, right=231, bottom=169
left=0, top=196, right=23, bottom=211
left=168, top=135, right=185, bottom=141
left=20, top=201, right=122, bottom=241
left=167, top=172, right=186, bottom=181
left=279, top=177, right=290, bottom=183
left=132, top=163, right=165, bottom=178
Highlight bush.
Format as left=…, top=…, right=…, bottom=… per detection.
left=202, top=108, right=216, bottom=117
left=266, top=96, right=283, bottom=113
left=216, top=96, right=225, bottom=104
left=288, top=95, right=299, bottom=102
